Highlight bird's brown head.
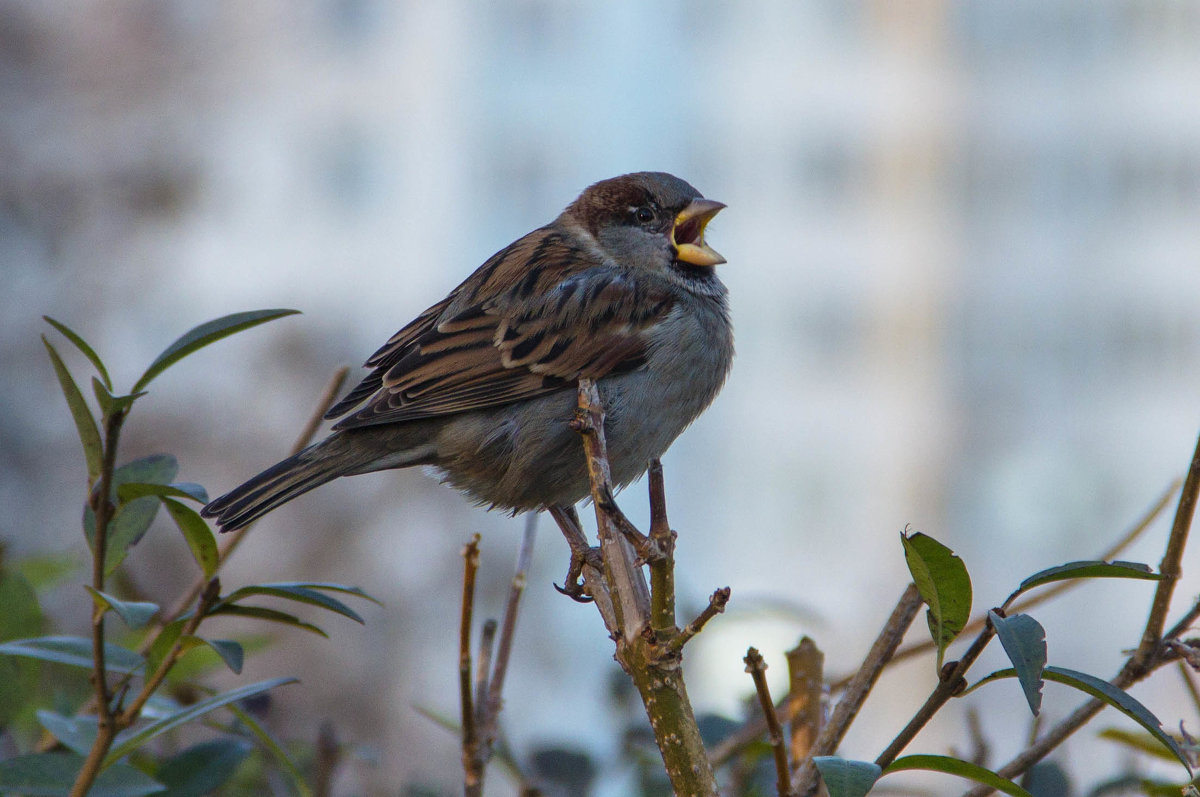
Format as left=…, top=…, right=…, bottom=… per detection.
left=564, top=172, right=726, bottom=273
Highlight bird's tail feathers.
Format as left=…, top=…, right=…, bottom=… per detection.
left=202, top=437, right=373, bottom=532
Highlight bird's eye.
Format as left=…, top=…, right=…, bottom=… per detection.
left=633, top=206, right=655, bottom=224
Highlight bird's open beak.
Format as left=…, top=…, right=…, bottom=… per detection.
left=672, top=198, right=727, bottom=267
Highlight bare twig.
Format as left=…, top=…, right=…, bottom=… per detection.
left=1132, top=435, right=1200, bottom=670
left=665, top=587, right=731, bottom=656
left=745, top=647, right=796, bottom=797
left=461, top=516, right=538, bottom=796
left=961, top=432, right=1200, bottom=795
left=647, top=459, right=678, bottom=634
left=568, top=379, right=719, bottom=796
left=793, top=585, right=923, bottom=794
left=485, top=515, right=538, bottom=726
left=459, top=535, right=482, bottom=758
left=786, top=637, right=825, bottom=766
left=830, top=479, right=1180, bottom=690
left=312, top=720, right=339, bottom=797
left=148, top=366, right=349, bottom=643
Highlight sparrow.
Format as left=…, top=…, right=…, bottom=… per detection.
left=202, top=172, right=733, bottom=532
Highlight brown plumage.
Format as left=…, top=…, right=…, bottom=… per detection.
left=203, top=172, right=733, bottom=531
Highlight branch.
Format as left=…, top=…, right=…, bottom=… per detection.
left=565, top=379, right=720, bottom=796
left=745, top=647, right=796, bottom=797
left=792, top=584, right=923, bottom=793
left=786, top=637, right=825, bottom=766
left=460, top=516, right=537, bottom=796
left=147, top=365, right=349, bottom=643
left=961, top=431, right=1200, bottom=795
left=830, top=478, right=1179, bottom=690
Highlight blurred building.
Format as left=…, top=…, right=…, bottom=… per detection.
left=2, top=1, right=1198, bottom=794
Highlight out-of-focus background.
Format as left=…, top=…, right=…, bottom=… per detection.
left=3, top=1, right=1199, bottom=793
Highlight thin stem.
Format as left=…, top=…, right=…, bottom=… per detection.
left=1132, top=433, right=1200, bottom=671
left=459, top=535, right=482, bottom=753
left=70, top=407, right=128, bottom=797
left=745, top=647, right=796, bottom=797
left=485, top=514, right=538, bottom=726
left=118, top=579, right=220, bottom=727
left=830, top=478, right=1179, bottom=690
left=786, top=637, right=824, bottom=767
left=875, top=615, right=996, bottom=769
left=148, top=365, right=348, bottom=640
left=665, top=587, right=730, bottom=656
left=792, top=584, right=923, bottom=794
left=647, top=459, right=677, bottom=634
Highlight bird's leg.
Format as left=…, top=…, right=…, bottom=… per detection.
left=596, top=484, right=667, bottom=565
left=547, top=505, right=600, bottom=603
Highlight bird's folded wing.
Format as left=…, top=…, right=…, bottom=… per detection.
left=327, top=228, right=675, bottom=428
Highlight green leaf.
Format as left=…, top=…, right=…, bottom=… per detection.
left=36, top=710, right=98, bottom=756
left=257, top=580, right=383, bottom=606
left=84, top=586, right=159, bottom=629
left=0, top=752, right=165, bottom=796
left=218, top=583, right=367, bottom=624
left=43, top=316, right=112, bottom=390
left=84, top=454, right=179, bottom=574
left=118, top=482, right=210, bottom=504
left=43, top=336, right=103, bottom=483
left=1099, top=727, right=1188, bottom=763
left=161, top=498, right=219, bottom=578
left=204, top=604, right=328, bottom=637
left=225, top=702, right=311, bottom=797
left=146, top=619, right=186, bottom=677
left=0, top=569, right=45, bottom=724
left=16, top=553, right=81, bottom=590
left=988, top=611, right=1046, bottom=715
left=812, top=757, right=881, bottom=797
left=92, top=379, right=145, bottom=417
left=884, top=754, right=1031, bottom=797
left=901, top=531, right=972, bottom=670
left=180, top=636, right=244, bottom=674
left=132, top=309, right=300, bottom=393
left=1007, top=560, right=1160, bottom=605
left=103, top=677, right=298, bottom=767
left=0, top=635, right=144, bottom=673
left=1042, top=666, right=1192, bottom=774
left=155, top=738, right=252, bottom=797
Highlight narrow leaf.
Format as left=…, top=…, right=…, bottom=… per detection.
left=84, top=586, right=159, bottom=629
left=219, top=584, right=365, bottom=624
left=225, top=702, right=311, bottom=796
left=83, top=454, right=179, bottom=574
left=204, top=604, right=328, bottom=637
left=901, top=531, right=972, bottom=670
left=812, top=757, right=882, bottom=797
left=162, top=498, right=218, bottom=578
left=255, top=580, right=382, bottom=606
left=0, top=635, right=144, bottom=673
left=103, top=677, right=298, bottom=767
left=36, top=710, right=98, bottom=757
left=884, top=754, right=1032, bottom=797
left=155, top=739, right=251, bottom=797
left=132, top=309, right=299, bottom=393
left=1099, top=727, right=1188, bottom=763
left=988, top=611, right=1046, bottom=715
left=1042, top=666, right=1192, bottom=773
left=180, top=636, right=244, bottom=674
left=92, top=379, right=145, bottom=417
left=0, top=752, right=165, bottom=796
left=118, top=482, right=209, bottom=505
left=43, top=336, right=103, bottom=483
left=1008, top=560, right=1159, bottom=605
left=43, top=316, right=112, bottom=389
